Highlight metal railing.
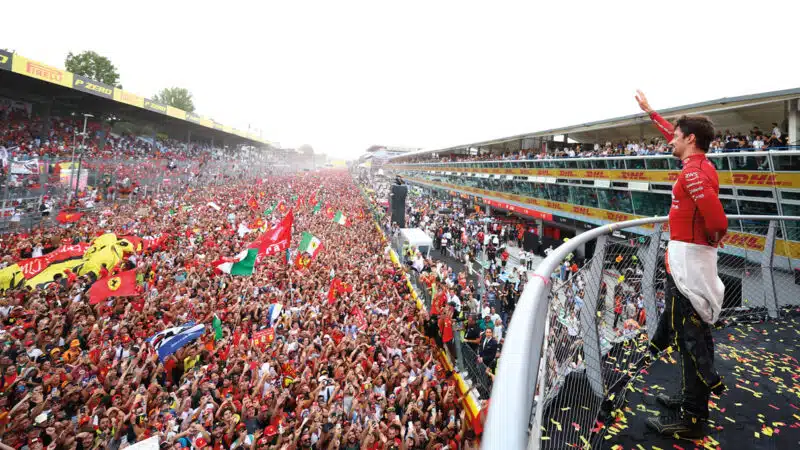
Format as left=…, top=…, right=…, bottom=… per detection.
left=482, top=215, right=800, bottom=450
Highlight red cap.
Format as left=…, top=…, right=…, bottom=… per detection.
left=265, top=424, right=278, bottom=436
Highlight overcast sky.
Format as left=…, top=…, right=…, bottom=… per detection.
left=4, top=1, right=799, bottom=159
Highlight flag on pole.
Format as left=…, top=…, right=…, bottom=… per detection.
left=148, top=323, right=205, bottom=361
left=296, top=232, right=322, bottom=269
left=89, top=269, right=139, bottom=305
left=212, top=314, right=223, bottom=341
left=268, top=303, right=283, bottom=327
left=56, top=211, right=83, bottom=224
left=250, top=210, right=293, bottom=258
left=333, top=211, right=348, bottom=226
left=247, top=196, right=259, bottom=211
left=213, top=248, right=258, bottom=276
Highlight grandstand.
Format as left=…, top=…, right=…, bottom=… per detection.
left=384, top=89, right=800, bottom=448
left=0, top=49, right=281, bottom=231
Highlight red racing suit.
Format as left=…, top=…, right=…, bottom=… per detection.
left=649, top=111, right=728, bottom=246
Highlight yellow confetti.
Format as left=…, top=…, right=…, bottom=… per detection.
left=762, top=426, right=774, bottom=437
left=725, top=416, right=736, bottom=423
left=755, top=432, right=760, bottom=438
left=550, top=418, right=562, bottom=431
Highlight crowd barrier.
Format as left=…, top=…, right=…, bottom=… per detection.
left=483, top=215, right=800, bottom=450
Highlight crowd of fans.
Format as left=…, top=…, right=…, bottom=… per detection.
left=363, top=181, right=537, bottom=400
left=0, top=144, right=480, bottom=449
left=0, top=109, right=222, bottom=164
left=392, top=122, right=794, bottom=165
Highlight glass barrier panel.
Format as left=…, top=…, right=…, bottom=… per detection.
left=645, top=158, right=670, bottom=170
left=597, top=188, right=634, bottom=214
left=547, top=184, right=570, bottom=203
left=568, top=185, right=599, bottom=208
left=771, top=154, right=800, bottom=171
left=707, top=155, right=731, bottom=171
left=729, top=153, right=770, bottom=171
left=631, top=191, right=671, bottom=217
left=780, top=203, right=800, bottom=241
left=532, top=183, right=550, bottom=200
left=626, top=158, right=646, bottom=170
left=737, top=199, right=778, bottom=235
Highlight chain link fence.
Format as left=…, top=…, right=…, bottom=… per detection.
left=482, top=216, right=800, bottom=449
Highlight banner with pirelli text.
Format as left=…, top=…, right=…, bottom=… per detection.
left=11, top=55, right=73, bottom=88
left=143, top=98, right=169, bottom=115
left=113, top=88, right=145, bottom=108
left=0, top=49, right=12, bottom=71
left=166, top=106, right=186, bottom=120
left=73, top=75, right=114, bottom=99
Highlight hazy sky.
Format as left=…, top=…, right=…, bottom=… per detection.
left=4, top=1, right=799, bottom=159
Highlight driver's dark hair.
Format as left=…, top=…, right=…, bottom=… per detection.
left=674, top=115, right=714, bottom=152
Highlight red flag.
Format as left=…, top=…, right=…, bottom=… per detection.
left=328, top=278, right=342, bottom=305
left=309, top=192, right=317, bottom=206
left=56, top=211, right=83, bottom=224
left=89, top=269, right=139, bottom=305
left=249, top=210, right=293, bottom=258
left=247, top=196, right=259, bottom=211
left=295, top=196, right=303, bottom=209
left=142, top=234, right=169, bottom=251
left=351, top=306, right=367, bottom=331
left=277, top=201, right=287, bottom=213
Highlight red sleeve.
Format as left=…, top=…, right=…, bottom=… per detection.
left=680, top=168, right=728, bottom=245
left=648, top=111, right=675, bottom=142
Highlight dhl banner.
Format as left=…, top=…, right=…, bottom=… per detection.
left=408, top=177, right=800, bottom=258
left=11, top=54, right=73, bottom=88
left=144, top=98, right=169, bottom=114
left=113, top=88, right=145, bottom=108
left=391, top=166, right=800, bottom=189
left=73, top=75, right=113, bottom=99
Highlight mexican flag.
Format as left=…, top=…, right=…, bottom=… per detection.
left=213, top=248, right=258, bottom=276
left=333, top=211, right=348, bottom=226
left=298, top=232, right=321, bottom=258
left=312, top=201, right=322, bottom=215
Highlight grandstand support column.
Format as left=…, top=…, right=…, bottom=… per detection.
left=187, top=130, right=192, bottom=147
left=577, top=234, right=609, bottom=397
left=40, top=100, right=52, bottom=142
left=789, top=99, right=799, bottom=146
left=761, top=220, right=779, bottom=319
left=639, top=224, right=663, bottom=338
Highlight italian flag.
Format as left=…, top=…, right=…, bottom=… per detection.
left=298, top=232, right=322, bottom=258
left=333, top=211, right=348, bottom=226
left=214, top=248, right=258, bottom=276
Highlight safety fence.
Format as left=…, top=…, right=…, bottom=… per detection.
left=482, top=215, right=800, bottom=450
left=356, top=179, right=498, bottom=403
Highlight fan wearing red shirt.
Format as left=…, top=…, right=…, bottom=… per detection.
left=636, top=90, right=726, bottom=439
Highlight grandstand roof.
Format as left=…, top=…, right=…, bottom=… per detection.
left=0, top=49, right=271, bottom=147
left=391, top=86, right=800, bottom=160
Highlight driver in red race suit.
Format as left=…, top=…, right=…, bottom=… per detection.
left=636, top=90, right=727, bottom=439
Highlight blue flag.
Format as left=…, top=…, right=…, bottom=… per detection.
left=147, top=322, right=205, bottom=361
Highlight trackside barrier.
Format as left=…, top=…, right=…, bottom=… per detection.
left=482, top=215, right=800, bottom=450
left=356, top=180, right=484, bottom=435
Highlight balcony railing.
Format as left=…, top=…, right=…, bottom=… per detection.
left=482, top=215, right=800, bottom=450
